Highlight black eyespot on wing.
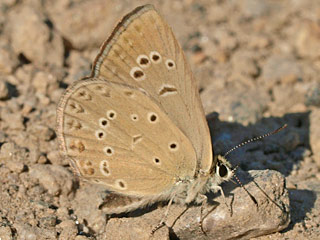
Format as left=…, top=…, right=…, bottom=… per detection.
left=134, top=70, right=144, bottom=78
left=140, top=57, right=149, bottom=65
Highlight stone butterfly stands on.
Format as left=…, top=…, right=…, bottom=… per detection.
left=72, top=169, right=289, bottom=239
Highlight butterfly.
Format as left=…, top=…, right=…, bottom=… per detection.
left=56, top=4, right=238, bottom=233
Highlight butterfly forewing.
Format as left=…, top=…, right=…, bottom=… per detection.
left=93, top=5, right=213, bottom=173
left=57, top=79, right=197, bottom=196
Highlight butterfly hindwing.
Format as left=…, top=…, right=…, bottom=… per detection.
left=57, top=78, right=197, bottom=197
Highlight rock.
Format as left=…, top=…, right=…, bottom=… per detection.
left=310, top=109, right=320, bottom=167
left=63, top=50, right=91, bottom=85
left=270, top=79, right=318, bottom=116
left=144, top=170, right=290, bottom=240
left=32, top=71, right=59, bottom=96
left=14, top=64, right=34, bottom=86
left=207, top=5, right=228, bottom=23
left=240, top=0, right=270, bottom=18
left=261, top=55, right=302, bottom=88
left=105, top=215, right=168, bottom=240
left=192, top=170, right=289, bottom=239
left=231, top=51, right=259, bottom=78
left=37, top=155, right=48, bottom=164
left=32, top=72, right=50, bottom=95
left=13, top=223, right=56, bottom=240
left=0, top=109, right=25, bottom=130
left=39, top=216, right=57, bottom=228
left=0, top=0, right=17, bottom=8
left=281, top=130, right=301, bottom=153
left=5, top=160, right=25, bottom=173
left=75, top=236, right=90, bottom=240
left=201, top=84, right=269, bottom=124
left=7, top=6, right=64, bottom=66
left=56, top=207, right=69, bottom=221
left=51, top=88, right=65, bottom=104
left=0, top=142, right=27, bottom=165
left=0, top=80, right=9, bottom=100
left=72, top=183, right=109, bottom=234
left=210, top=49, right=229, bottom=63
left=102, top=170, right=289, bottom=240
left=57, top=220, right=78, bottom=240
left=47, top=150, right=64, bottom=165
left=0, top=226, right=12, bottom=240
left=305, top=82, right=320, bottom=107
left=295, top=20, right=320, bottom=59
left=247, top=34, right=272, bottom=49
left=192, top=51, right=207, bottom=65
left=28, top=124, right=55, bottom=142
left=213, top=29, right=238, bottom=52
left=0, top=43, right=19, bottom=74
left=47, top=0, right=120, bottom=49
left=29, top=164, right=74, bottom=196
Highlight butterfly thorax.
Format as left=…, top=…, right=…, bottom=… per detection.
left=173, top=155, right=234, bottom=205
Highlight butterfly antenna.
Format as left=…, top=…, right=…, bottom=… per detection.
left=230, top=165, right=258, bottom=206
left=234, top=172, right=258, bottom=206
left=223, top=124, right=287, bottom=158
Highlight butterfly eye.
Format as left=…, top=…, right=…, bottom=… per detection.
left=219, top=164, right=228, bottom=178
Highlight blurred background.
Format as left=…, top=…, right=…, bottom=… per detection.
left=0, top=0, right=319, bottom=239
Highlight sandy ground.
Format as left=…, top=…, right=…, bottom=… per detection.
left=0, top=0, right=319, bottom=239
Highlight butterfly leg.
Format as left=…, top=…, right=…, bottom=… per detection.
left=169, top=206, right=189, bottom=229
left=200, top=198, right=220, bottom=234
left=198, top=194, right=208, bottom=234
left=211, top=185, right=233, bottom=216
left=198, top=194, right=218, bottom=234
left=151, top=195, right=175, bottom=235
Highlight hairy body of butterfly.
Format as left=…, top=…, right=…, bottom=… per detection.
left=56, top=4, right=235, bottom=231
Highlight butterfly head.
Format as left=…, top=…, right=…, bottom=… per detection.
left=209, top=155, right=235, bottom=186
left=207, top=124, right=288, bottom=190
